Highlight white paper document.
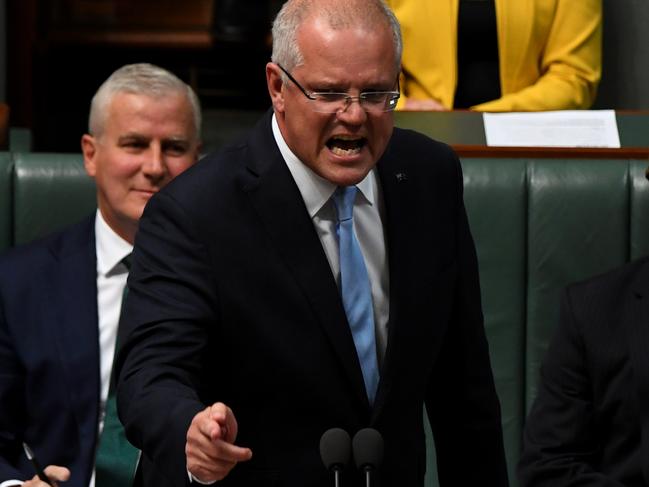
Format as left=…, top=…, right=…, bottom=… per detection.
left=483, top=110, right=621, bottom=148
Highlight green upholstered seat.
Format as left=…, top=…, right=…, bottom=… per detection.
left=2, top=151, right=649, bottom=487
left=0, top=152, right=13, bottom=253
left=524, top=160, right=631, bottom=411
left=12, top=152, right=95, bottom=246
left=630, top=160, right=649, bottom=260
left=463, top=158, right=527, bottom=484
left=425, top=157, right=649, bottom=487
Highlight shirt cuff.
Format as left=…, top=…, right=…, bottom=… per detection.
left=187, top=469, right=217, bottom=485
left=0, top=480, right=24, bottom=487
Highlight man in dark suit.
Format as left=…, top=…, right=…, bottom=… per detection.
left=116, top=1, right=509, bottom=486
left=519, top=254, right=649, bottom=486
left=0, top=63, right=201, bottom=487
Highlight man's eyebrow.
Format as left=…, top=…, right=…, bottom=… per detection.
left=163, top=136, right=190, bottom=141
left=117, top=133, right=147, bottom=142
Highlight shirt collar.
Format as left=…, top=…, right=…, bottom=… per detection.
left=271, top=113, right=377, bottom=218
left=95, top=209, right=134, bottom=277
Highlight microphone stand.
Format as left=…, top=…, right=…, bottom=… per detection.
left=363, top=466, right=372, bottom=487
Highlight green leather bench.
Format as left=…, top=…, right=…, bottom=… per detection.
left=0, top=152, right=94, bottom=253
left=0, top=153, right=12, bottom=252
left=2, top=152, right=649, bottom=487
left=11, top=152, right=95, bottom=246
left=428, top=158, right=649, bottom=487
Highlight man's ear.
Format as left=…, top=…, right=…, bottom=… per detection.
left=81, top=134, right=98, bottom=177
left=193, top=141, right=203, bottom=163
left=266, top=63, right=286, bottom=113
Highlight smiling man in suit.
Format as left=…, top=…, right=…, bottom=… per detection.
left=115, top=1, right=508, bottom=486
left=0, top=63, right=201, bottom=487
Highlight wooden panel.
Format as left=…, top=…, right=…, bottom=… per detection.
left=50, top=0, right=213, bottom=28
left=46, top=0, right=214, bottom=48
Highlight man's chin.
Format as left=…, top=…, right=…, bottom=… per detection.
left=316, top=153, right=374, bottom=185
left=325, top=167, right=374, bottom=187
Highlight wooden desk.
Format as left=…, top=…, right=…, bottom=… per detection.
left=394, top=111, right=649, bottom=159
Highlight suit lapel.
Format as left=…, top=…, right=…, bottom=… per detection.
left=373, top=155, right=415, bottom=411
left=46, top=217, right=100, bottom=443
left=627, top=263, right=649, bottom=484
left=372, top=136, right=456, bottom=416
left=241, top=114, right=370, bottom=408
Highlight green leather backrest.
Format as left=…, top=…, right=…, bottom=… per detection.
left=3, top=152, right=649, bottom=487
left=446, top=157, right=649, bottom=487
left=524, top=160, right=632, bottom=411
left=0, top=152, right=12, bottom=253
left=463, top=158, right=527, bottom=485
left=630, top=160, right=649, bottom=259
left=12, top=153, right=96, bottom=246
left=426, top=158, right=530, bottom=487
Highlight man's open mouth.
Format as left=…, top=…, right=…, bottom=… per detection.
left=326, top=135, right=367, bottom=156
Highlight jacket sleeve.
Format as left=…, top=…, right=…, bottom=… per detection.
left=518, top=288, right=625, bottom=487
left=0, top=287, right=29, bottom=482
left=115, top=191, right=217, bottom=487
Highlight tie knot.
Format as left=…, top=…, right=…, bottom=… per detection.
left=332, top=186, right=358, bottom=222
left=121, top=253, right=133, bottom=271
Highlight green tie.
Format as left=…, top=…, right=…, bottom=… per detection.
left=95, top=254, right=139, bottom=486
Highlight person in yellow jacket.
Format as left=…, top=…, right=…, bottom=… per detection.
left=387, top=0, right=602, bottom=111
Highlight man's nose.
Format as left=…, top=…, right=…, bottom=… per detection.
left=337, top=97, right=367, bottom=124
left=143, top=145, right=166, bottom=179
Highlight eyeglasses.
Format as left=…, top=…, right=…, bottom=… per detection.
left=277, top=64, right=400, bottom=114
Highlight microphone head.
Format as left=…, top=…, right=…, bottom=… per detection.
left=320, top=428, right=352, bottom=471
left=352, top=428, right=384, bottom=470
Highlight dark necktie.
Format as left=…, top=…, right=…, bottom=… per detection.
left=95, top=254, right=139, bottom=486
left=332, top=186, right=380, bottom=404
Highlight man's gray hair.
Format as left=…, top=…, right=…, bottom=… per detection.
left=88, top=63, right=201, bottom=139
left=271, top=0, right=402, bottom=75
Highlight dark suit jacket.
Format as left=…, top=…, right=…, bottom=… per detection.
left=0, top=216, right=99, bottom=487
left=519, top=257, right=649, bottom=487
left=116, top=111, right=508, bottom=487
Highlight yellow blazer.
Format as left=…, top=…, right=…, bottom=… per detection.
left=387, top=0, right=602, bottom=111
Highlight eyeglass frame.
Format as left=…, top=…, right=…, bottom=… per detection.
left=276, top=63, right=401, bottom=113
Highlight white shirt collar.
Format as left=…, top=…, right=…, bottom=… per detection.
left=95, top=209, right=134, bottom=277
left=271, top=113, right=377, bottom=218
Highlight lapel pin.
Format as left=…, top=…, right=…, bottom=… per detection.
left=395, top=172, right=408, bottom=182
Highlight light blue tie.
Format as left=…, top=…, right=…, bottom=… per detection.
left=332, top=186, right=379, bottom=404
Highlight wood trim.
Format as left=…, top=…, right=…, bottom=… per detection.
left=47, top=30, right=213, bottom=49
left=453, top=145, right=649, bottom=159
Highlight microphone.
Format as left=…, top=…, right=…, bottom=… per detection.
left=352, top=428, right=384, bottom=487
left=320, top=428, right=352, bottom=487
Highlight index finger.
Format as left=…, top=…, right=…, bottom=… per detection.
left=208, top=403, right=238, bottom=443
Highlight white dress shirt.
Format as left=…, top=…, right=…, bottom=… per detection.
left=271, top=114, right=391, bottom=363
left=92, top=209, right=134, bottom=487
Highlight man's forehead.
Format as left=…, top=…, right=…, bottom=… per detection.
left=298, top=12, right=390, bottom=40
left=294, top=17, right=397, bottom=77
left=116, top=131, right=191, bottom=142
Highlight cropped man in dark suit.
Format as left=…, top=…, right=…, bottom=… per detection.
left=519, top=253, right=649, bottom=486
left=0, top=64, right=201, bottom=487
left=116, top=1, right=509, bottom=486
